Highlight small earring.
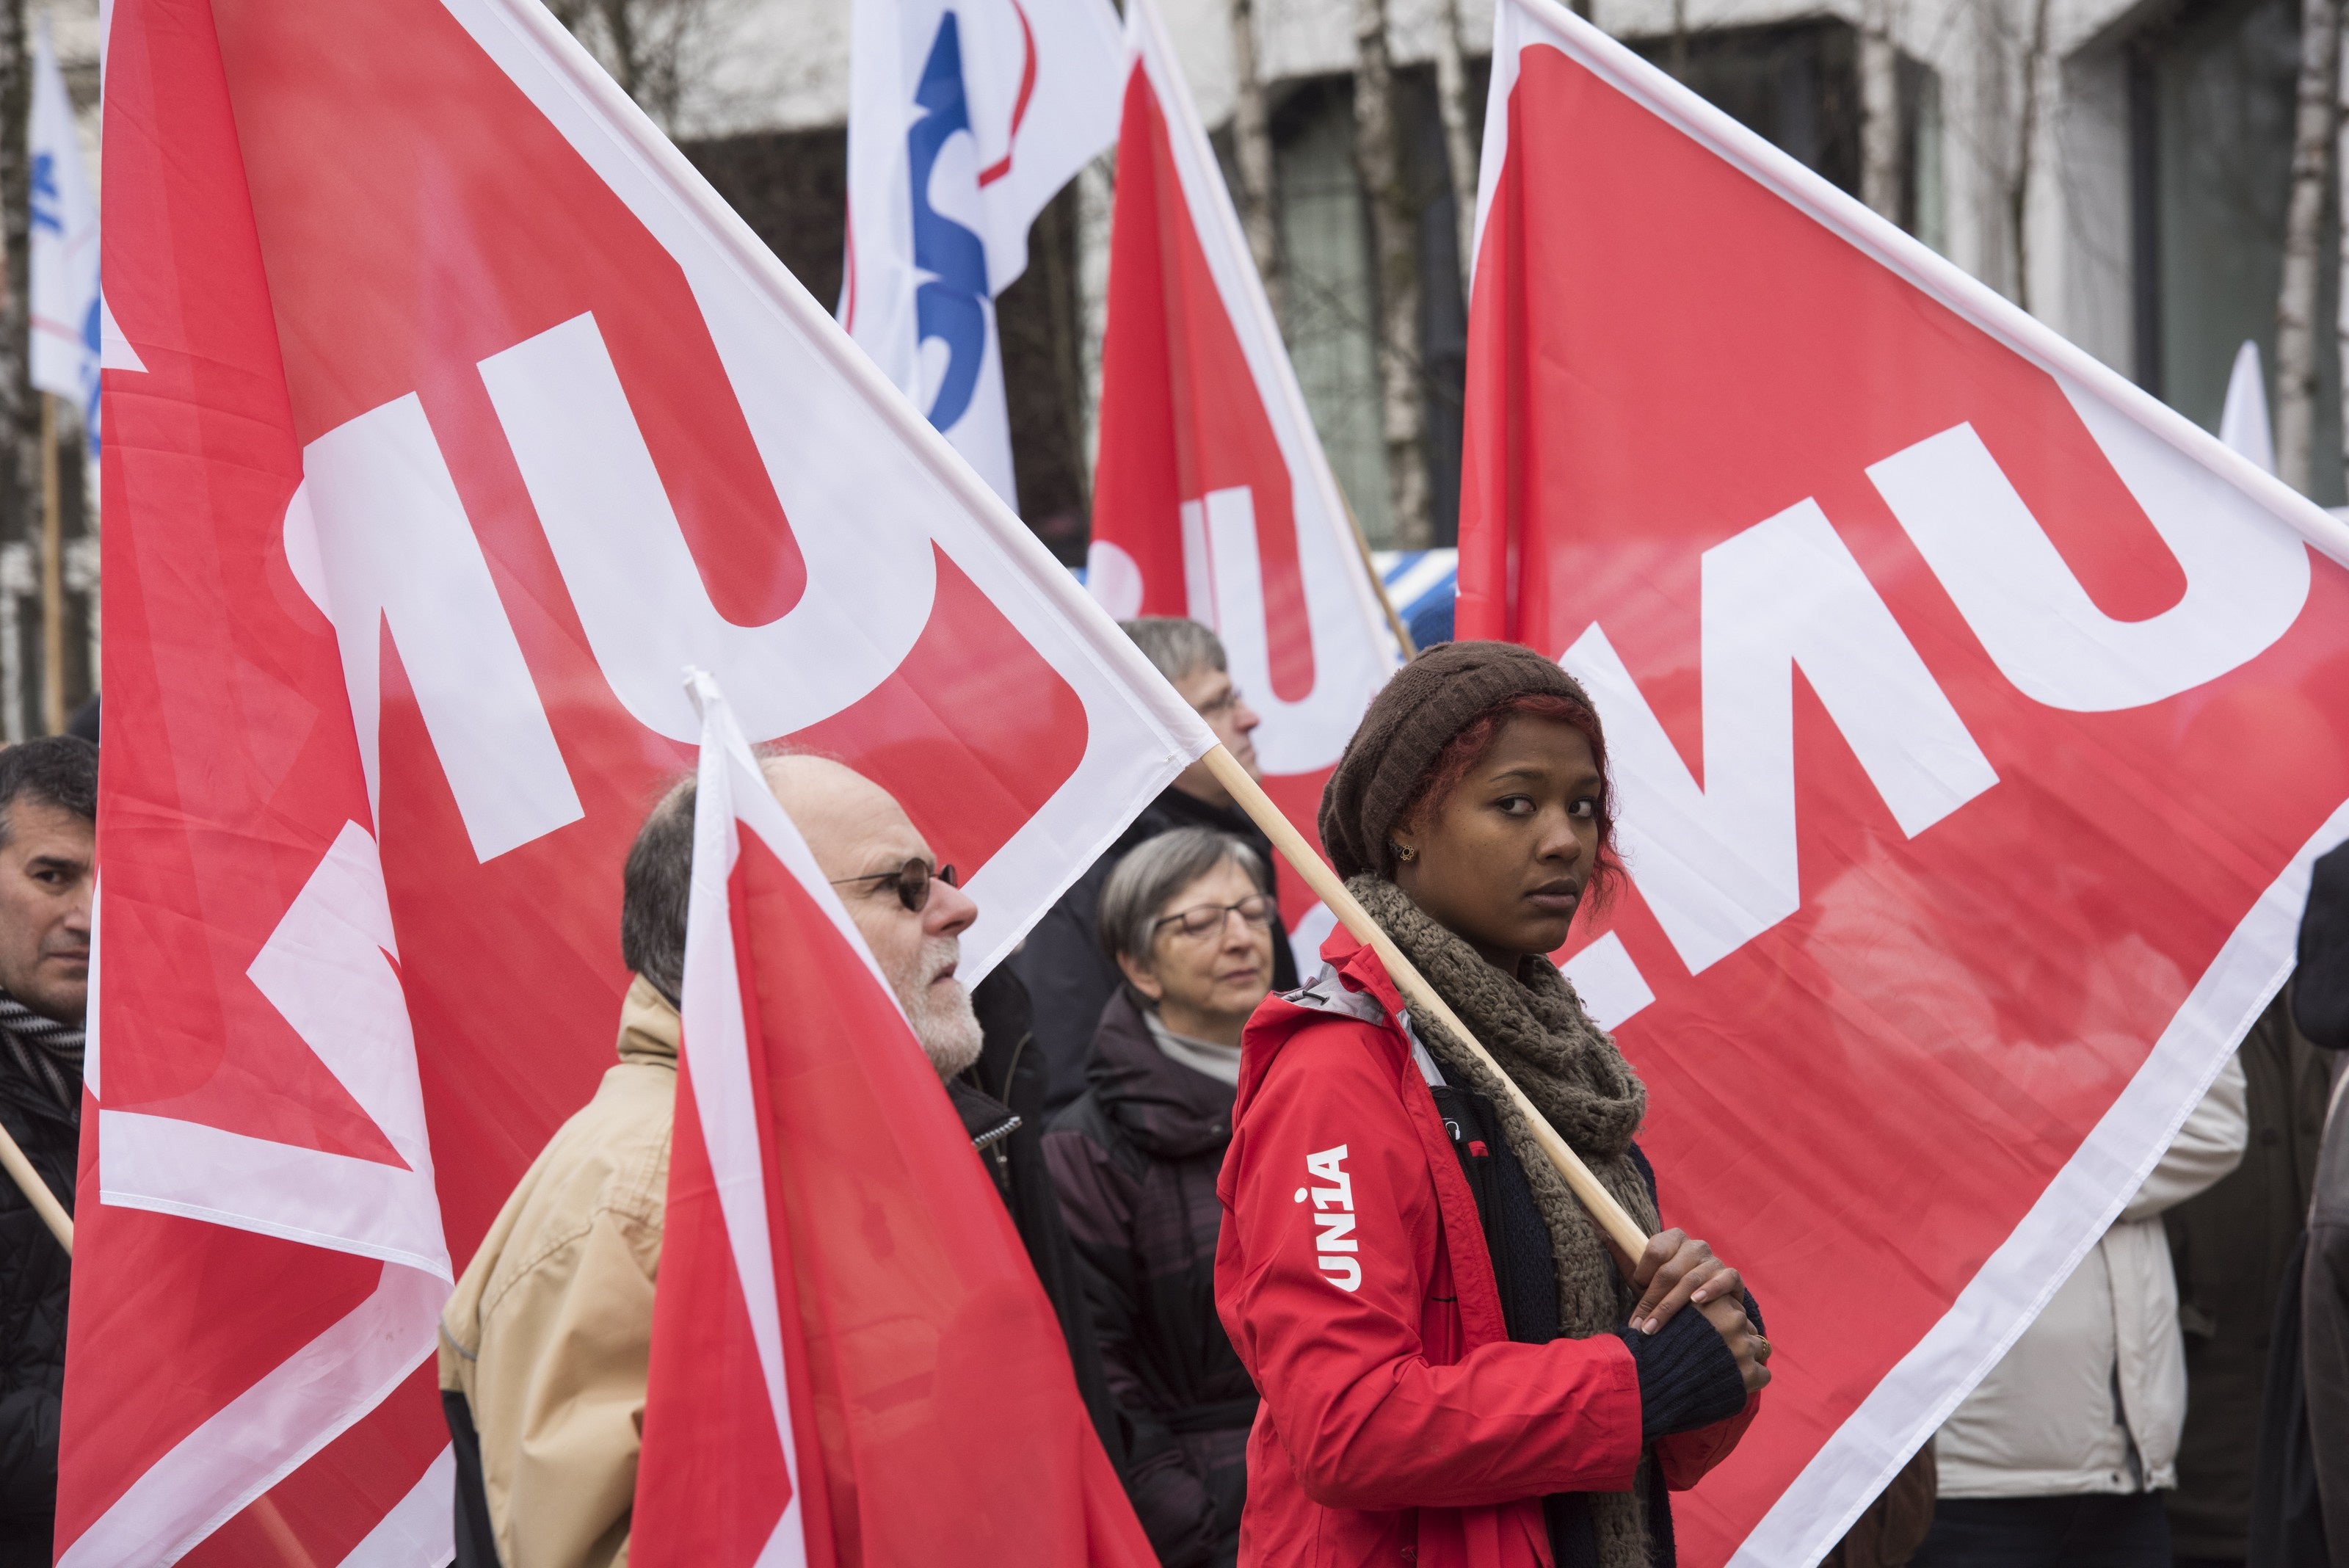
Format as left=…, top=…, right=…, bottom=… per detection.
left=1394, top=843, right=1417, bottom=863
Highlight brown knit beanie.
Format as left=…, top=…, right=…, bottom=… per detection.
left=1319, top=640, right=1600, bottom=879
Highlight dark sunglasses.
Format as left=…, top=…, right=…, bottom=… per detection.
left=829, top=857, right=959, bottom=912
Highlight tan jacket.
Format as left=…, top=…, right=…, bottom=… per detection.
left=439, top=978, right=677, bottom=1568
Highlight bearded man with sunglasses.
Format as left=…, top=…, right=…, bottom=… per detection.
left=439, top=755, right=1122, bottom=1568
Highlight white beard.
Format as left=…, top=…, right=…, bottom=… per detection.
left=889, top=935, right=984, bottom=1079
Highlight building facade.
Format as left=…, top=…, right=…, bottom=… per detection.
left=589, top=0, right=2343, bottom=548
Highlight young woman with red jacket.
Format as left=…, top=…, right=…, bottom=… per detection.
left=1213, top=640, right=1769, bottom=1568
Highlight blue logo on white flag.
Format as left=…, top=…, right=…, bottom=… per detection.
left=907, top=15, right=991, bottom=434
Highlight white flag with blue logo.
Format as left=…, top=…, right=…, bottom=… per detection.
left=29, top=17, right=98, bottom=443
left=841, top=0, right=1125, bottom=505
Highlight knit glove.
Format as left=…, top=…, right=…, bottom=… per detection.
left=1613, top=1298, right=1751, bottom=1440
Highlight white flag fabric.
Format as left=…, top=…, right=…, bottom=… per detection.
left=2220, top=339, right=2276, bottom=475
left=841, top=0, right=1126, bottom=504
left=29, top=18, right=98, bottom=434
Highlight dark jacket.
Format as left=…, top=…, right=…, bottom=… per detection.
left=1045, top=991, right=1254, bottom=1568
left=2258, top=841, right=2349, bottom=1567
left=1009, top=787, right=1297, bottom=1115
left=0, top=1055, right=76, bottom=1566
left=2301, top=1067, right=2349, bottom=1566
left=956, top=968, right=1130, bottom=1477
left=2168, top=995, right=2330, bottom=1560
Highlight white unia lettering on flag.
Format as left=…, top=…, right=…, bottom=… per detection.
left=1087, top=0, right=1401, bottom=966
left=1460, top=1, right=2349, bottom=1561
left=840, top=0, right=1125, bottom=504
left=76, top=0, right=1209, bottom=1561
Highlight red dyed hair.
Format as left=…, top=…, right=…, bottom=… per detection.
left=1392, top=692, right=1623, bottom=910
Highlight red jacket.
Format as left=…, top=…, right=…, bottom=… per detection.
left=1213, top=928, right=1757, bottom=1567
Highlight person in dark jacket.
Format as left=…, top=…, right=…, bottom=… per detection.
left=2259, top=839, right=2349, bottom=1567
left=0, top=738, right=94, bottom=1568
left=1010, top=619, right=1297, bottom=1114
left=1047, top=827, right=1277, bottom=1567
left=959, top=962, right=1131, bottom=1476
left=2165, top=992, right=2328, bottom=1568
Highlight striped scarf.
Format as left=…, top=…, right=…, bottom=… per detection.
left=0, top=990, right=81, bottom=1118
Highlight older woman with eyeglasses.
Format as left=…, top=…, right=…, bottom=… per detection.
left=1045, top=827, right=1278, bottom=1568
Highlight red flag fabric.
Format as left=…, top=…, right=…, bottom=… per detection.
left=76, top=1, right=1210, bottom=1561
left=1086, top=0, right=1398, bottom=951
left=631, top=676, right=1152, bottom=1566
left=1459, top=1, right=2349, bottom=1561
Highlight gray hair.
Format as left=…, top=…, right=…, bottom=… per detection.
left=621, top=776, right=696, bottom=1004
left=620, top=749, right=825, bottom=1005
left=1121, top=617, right=1227, bottom=686
left=1100, top=827, right=1268, bottom=965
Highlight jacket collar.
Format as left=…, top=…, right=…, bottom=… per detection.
left=1232, top=923, right=1404, bottom=1122
left=1086, top=990, right=1235, bottom=1159
left=615, top=976, right=680, bottom=1068
left=1322, top=922, right=1409, bottom=1021
left=945, top=1078, right=1023, bottom=1151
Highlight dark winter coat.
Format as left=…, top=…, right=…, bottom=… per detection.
left=1045, top=991, right=1255, bottom=1568
left=1008, top=788, right=1297, bottom=1115
left=956, top=968, right=1130, bottom=1477
left=0, top=1055, right=76, bottom=1566
left=2166, top=994, right=2328, bottom=1561
left=2254, top=841, right=2349, bottom=1567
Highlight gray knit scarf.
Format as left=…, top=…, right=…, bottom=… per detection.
left=1351, top=875, right=1662, bottom=1565
left=0, top=990, right=81, bottom=1119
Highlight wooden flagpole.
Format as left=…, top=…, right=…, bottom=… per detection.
left=38, top=393, right=65, bottom=736
left=1202, top=744, right=1649, bottom=1258
left=0, top=1119, right=69, bottom=1255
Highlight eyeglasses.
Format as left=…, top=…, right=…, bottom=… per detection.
left=1152, top=893, right=1274, bottom=940
left=1194, top=686, right=1245, bottom=722
left=830, top=858, right=959, bottom=912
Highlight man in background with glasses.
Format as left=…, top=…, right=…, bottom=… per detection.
left=1011, top=618, right=1299, bottom=1117
left=439, top=753, right=1123, bottom=1568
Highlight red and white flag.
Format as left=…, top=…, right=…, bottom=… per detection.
left=1087, top=0, right=1401, bottom=951
left=73, top=1, right=1209, bottom=1562
left=631, top=674, right=1152, bottom=1566
left=1462, top=1, right=2349, bottom=1561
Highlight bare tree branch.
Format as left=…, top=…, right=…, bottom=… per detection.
left=1859, top=0, right=1901, bottom=222
left=2334, top=21, right=2349, bottom=482
left=1353, top=0, right=1432, bottom=546
left=2008, top=0, right=2052, bottom=311
left=1434, top=0, right=1481, bottom=284
left=1230, top=0, right=1284, bottom=320
left=0, top=0, right=32, bottom=743
left=2279, top=0, right=2339, bottom=490
left=542, top=0, right=718, bottom=129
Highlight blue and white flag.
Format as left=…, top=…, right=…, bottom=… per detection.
left=29, top=18, right=98, bottom=448
left=841, top=0, right=1125, bottom=505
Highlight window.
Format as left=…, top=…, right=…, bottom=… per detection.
left=2130, top=0, right=2338, bottom=499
